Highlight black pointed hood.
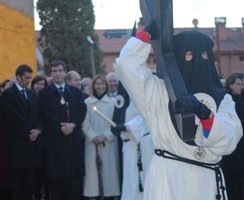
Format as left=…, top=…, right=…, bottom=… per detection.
left=173, top=30, right=226, bottom=108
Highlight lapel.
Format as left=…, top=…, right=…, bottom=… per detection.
left=12, top=84, right=28, bottom=105
left=12, top=84, right=30, bottom=116
left=64, top=84, right=71, bottom=101
left=26, top=88, right=35, bottom=117
left=50, top=83, right=61, bottom=100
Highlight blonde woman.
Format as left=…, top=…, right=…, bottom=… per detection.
left=83, top=75, right=120, bottom=200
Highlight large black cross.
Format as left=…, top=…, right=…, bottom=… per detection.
left=140, top=0, right=195, bottom=141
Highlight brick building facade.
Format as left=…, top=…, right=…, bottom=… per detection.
left=36, top=18, right=244, bottom=79
left=96, top=18, right=244, bottom=79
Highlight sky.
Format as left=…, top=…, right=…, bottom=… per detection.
left=34, top=0, right=244, bottom=30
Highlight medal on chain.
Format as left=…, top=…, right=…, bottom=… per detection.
left=60, top=96, right=65, bottom=105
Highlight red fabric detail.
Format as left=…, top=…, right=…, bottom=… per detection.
left=200, top=115, right=214, bottom=130
left=136, top=31, right=150, bottom=43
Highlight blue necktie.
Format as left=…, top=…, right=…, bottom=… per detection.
left=58, top=87, right=64, bottom=95
left=21, top=89, right=28, bottom=100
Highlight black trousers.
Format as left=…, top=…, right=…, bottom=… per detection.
left=10, top=168, right=35, bottom=200
left=34, top=166, right=50, bottom=200
left=0, top=188, right=11, bottom=200
left=224, top=172, right=244, bottom=200
left=49, top=177, right=82, bottom=200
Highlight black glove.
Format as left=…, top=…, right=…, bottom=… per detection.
left=175, top=95, right=211, bottom=120
left=144, top=19, right=158, bottom=40
left=111, top=123, right=126, bottom=135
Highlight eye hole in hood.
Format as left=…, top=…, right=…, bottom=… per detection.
left=185, top=51, right=193, bottom=61
left=202, top=51, right=208, bottom=60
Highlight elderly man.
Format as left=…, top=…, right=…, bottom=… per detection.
left=66, top=71, right=88, bottom=101
left=66, top=71, right=82, bottom=89
left=106, top=72, right=118, bottom=97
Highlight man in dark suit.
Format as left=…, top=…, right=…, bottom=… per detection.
left=2, top=64, right=42, bottom=200
left=38, top=60, right=86, bottom=200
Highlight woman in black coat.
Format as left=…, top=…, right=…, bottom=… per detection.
left=222, top=73, right=244, bottom=200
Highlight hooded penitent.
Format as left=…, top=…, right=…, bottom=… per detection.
left=112, top=82, right=130, bottom=126
left=173, top=30, right=226, bottom=108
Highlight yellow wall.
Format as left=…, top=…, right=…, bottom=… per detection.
left=0, top=3, right=36, bottom=80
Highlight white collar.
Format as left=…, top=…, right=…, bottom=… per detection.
left=54, top=82, right=65, bottom=90
left=90, top=94, right=111, bottom=104
left=15, top=81, right=26, bottom=92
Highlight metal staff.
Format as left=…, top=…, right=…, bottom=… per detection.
left=95, top=144, right=104, bottom=200
left=66, top=101, right=75, bottom=175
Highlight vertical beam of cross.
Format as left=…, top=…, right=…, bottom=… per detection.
left=139, top=0, right=196, bottom=141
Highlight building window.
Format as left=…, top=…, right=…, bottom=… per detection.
left=240, top=55, right=244, bottom=62
left=103, top=30, right=130, bottom=39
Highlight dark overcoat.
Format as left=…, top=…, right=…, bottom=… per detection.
left=2, top=83, right=41, bottom=169
left=222, top=94, right=244, bottom=174
left=0, top=96, right=10, bottom=188
left=38, top=83, right=86, bottom=178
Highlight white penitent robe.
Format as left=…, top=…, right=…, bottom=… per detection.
left=120, top=102, right=154, bottom=200
left=115, top=37, right=243, bottom=200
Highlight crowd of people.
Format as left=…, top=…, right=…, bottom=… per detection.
left=0, top=25, right=244, bottom=200
left=0, top=61, right=154, bottom=200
